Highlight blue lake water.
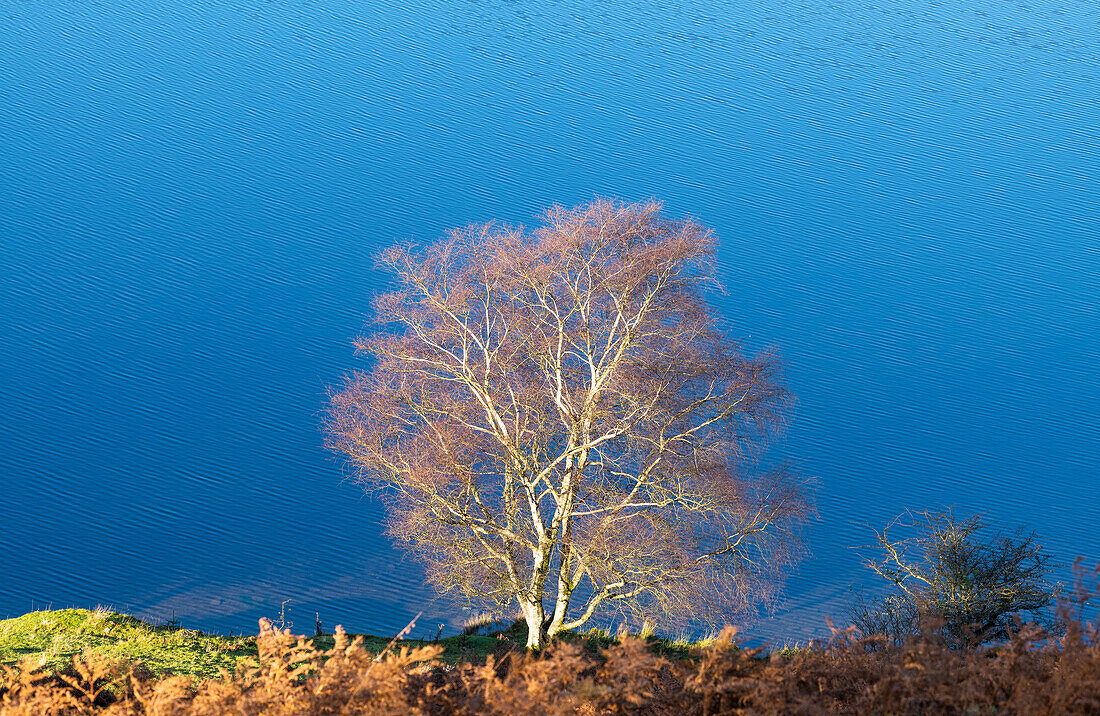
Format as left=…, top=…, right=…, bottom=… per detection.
left=1, top=0, right=1097, bottom=641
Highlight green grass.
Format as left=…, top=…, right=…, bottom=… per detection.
left=0, top=609, right=723, bottom=681
left=0, top=609, right=516, bottom=679
left=0, top=608, right=258, bottom=679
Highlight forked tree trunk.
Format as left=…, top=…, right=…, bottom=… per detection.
left=519, top=533, right=557, bottom=649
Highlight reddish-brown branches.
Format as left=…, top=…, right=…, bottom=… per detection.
left=326, top=199, right=813, bottom=648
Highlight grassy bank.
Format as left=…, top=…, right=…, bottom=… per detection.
left=1, top=609, right=260, bottom=679
left=0, top=609, right=706, bottom=680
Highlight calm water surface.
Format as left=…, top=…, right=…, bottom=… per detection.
left=1, top=0, right=1097, bottom=640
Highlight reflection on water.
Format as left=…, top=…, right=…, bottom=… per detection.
left=0, top=0, right=1097, bottom=641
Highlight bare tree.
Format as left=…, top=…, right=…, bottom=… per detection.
left=852, top=510, right=1060, bottom=649
left=326, top=199, right=812, bottom=649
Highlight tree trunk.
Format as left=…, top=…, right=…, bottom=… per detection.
left=547, top=535, right=573, bottom=638
left=520, top=600, right=547, bottom=650
left=547, top=439, right=582, bottom=639
left=546, top=585, right=571, bottom=639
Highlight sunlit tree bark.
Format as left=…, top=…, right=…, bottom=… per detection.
left=327, top=199, right=812, bottom=649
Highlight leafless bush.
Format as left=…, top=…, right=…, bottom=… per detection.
left=852, top=510, right=1061, bottom=649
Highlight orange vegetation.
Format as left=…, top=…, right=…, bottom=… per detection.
left=3, top=603, right=1099, bottom=715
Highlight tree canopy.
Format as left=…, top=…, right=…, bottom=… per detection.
left=327, top=199, right=812, bottom=648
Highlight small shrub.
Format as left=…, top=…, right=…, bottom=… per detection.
left=852, top=510, right=1061, bottom=649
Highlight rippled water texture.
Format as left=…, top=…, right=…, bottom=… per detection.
left=1, top=0, right=1097, bottom=640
